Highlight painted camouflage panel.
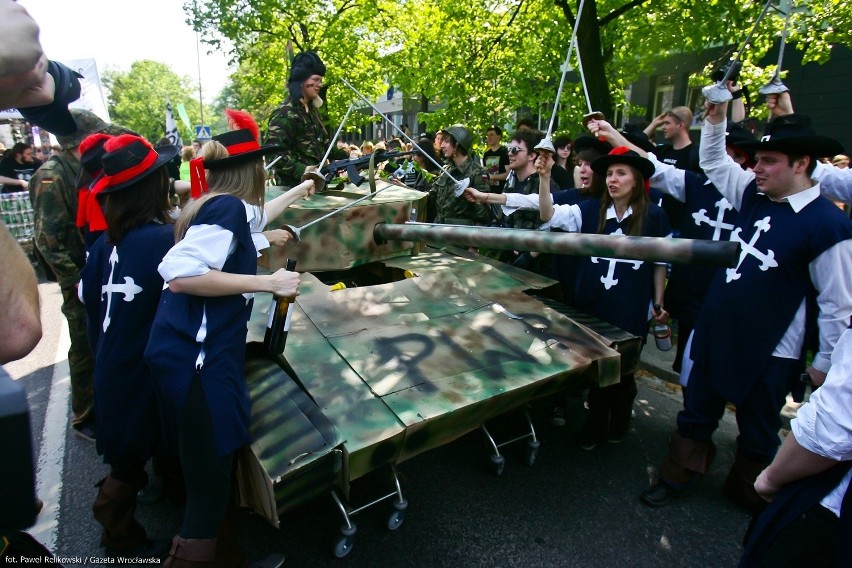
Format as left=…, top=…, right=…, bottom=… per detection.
left=240, top=345, right=345, bottom=527
left=248, top=253, right=625, bottom=491
left=249, top=278, right=406, bottom=486
left=260, top=180, right=428, bottom=272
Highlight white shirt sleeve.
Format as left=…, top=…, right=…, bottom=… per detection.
left=809, top=239, right=852, bottom=373
left=648, top=152, right=687, bottom=202
left=792, top=327, right=852, bottom=461
left=500, top=191, right=583, bottom=232
left=548, top=203, right=583, bottom=232
left=158, top=223, right=236, bottom=282
left=813, top=161, right=852, bottom=204
left=500, top=192, right=545, bottom=214
left=698, top=119, right=754, bottom=210
left=246, top=202, right=270, bottom=255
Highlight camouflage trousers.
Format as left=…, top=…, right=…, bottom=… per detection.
left=60, top=286, right=94, bottom=425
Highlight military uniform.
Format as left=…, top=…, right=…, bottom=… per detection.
left=30, top=151, right=93, bottom=425
left=432, top=157, right=492, bottom=225
left=265, top=96, right=330, bottom=187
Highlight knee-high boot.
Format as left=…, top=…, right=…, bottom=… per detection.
left=659, top=430, right=717, bottom=486
left=164, top=536, right=217, bottom=568
left=91, top=475, right=148, bottom=552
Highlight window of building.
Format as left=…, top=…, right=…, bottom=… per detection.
left=653, top=76, right=675, bottom=116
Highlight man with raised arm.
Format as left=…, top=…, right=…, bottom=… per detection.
left=640, top=93, right=852, bottom=512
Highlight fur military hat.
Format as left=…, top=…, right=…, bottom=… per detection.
left=288, top=51, right=326, bottom=84
left=90, top=134, right=178, bottom=194
left=738, top=114, right=843, bottom=158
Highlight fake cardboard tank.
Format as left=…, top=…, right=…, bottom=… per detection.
left=239, top=178, right=738, bottom=556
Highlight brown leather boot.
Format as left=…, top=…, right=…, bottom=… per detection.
left=92, top=475, right=148, bottom=553
left=659, top=430, right=717, bottom=485
left=724, top=452, right=770, bottom=514
left=163, top=536, right=217, bottom=567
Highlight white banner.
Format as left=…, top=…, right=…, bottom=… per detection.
left=165, top=97, right=184, bottom=149
left=0, top=58, right=110, bottom=124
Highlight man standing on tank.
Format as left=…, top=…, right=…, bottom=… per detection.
left=265, top=51, right=344, bottom=188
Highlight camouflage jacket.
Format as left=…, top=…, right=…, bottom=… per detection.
left=264, top=96, right=331, bottom=187
left=30, top=152, right=85, bottom=289
left=503, top=172, right=558, bottom=230
left=432, top=157, right=492, bottom=225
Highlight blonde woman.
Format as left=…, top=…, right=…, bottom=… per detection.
left=146, top=110, right=312, bottom=567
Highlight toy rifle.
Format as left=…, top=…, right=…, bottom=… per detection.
left=321, top=149, right=417, bottom=187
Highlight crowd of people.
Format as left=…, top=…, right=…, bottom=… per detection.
left=2, top=0, right=852, bottom=564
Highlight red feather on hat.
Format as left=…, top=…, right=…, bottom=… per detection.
left=609, top=146, right=631, bottom=156
left=79, top=133, right=112, bottom=156
left=104, top=134, right=153, bottom=153
left=225, top=109, right=259, bottom=143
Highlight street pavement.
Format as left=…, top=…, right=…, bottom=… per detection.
left=7, top=281, right=756, bottom=567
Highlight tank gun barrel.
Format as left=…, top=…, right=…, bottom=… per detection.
left=374, top=223, right=740, bottom=267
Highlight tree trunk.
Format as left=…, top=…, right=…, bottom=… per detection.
left=576, top=0, right=613, bottom=119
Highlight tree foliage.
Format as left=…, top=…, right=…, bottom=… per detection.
left=102, top=60, right=214, bottom=144
left=187, top=0, right=851, bottom=145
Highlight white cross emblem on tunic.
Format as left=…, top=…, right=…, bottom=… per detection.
left=725, top=216, right=779, bottom=283
left=590, top=229, right=643, bottom=290
left=101, top=246, right=143, bottom=332
left=692, top=197, right=735, bottom=241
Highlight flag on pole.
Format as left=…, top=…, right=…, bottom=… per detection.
left=175, top=103, right=192, bottom=134
left=165, top=96, right=184, bottom=148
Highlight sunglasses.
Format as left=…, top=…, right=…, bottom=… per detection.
left=507, top=146, right=526, bottom=155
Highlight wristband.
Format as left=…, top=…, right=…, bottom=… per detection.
left=731, top=90, right=743, bottom=100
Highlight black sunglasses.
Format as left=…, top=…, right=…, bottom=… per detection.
left=507, top=146, right=526, bottom=155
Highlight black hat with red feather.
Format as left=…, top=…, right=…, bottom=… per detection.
left=76, top=133, right=113, bottom=231
left=189, top=109, right=282, bottom=198
left=90, top=134, right=178, bottom=194
left=203, top=109, right=283, bottom=169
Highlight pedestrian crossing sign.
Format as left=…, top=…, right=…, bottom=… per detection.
left=195, top=125, right=212, bottom=140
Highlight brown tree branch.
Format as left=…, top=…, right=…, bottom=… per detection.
left=600, top=0, right=651, bottom=27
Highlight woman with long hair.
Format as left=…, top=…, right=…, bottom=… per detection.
left=79, top=134, right=178, bottom=557
left=550, top=133, right=575, bottom=190
left=145, top=110, right=312, bottom=567
left=469, top=147, right=671, bottom=447
left=540, top=148, right=671, bottom=448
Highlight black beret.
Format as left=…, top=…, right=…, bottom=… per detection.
left=288, top=51, right=326, bottom=84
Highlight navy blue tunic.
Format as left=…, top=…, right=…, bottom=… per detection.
left=570, top=199, right=671, bottom=339
left=551, top=187, right=598, bottom=305
left=664, top=173, right=739, bottom=321
left=691, top=183, right=852, bottom=405
left=80, top=222, right=174, bottom=463
left=145, top=195, right=257, bottom=458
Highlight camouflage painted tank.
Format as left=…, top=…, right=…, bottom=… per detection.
left=239, top=178, right=738, bottom=543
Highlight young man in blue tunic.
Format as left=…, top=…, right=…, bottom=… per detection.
left=640, top=95, right=852, bottom=512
